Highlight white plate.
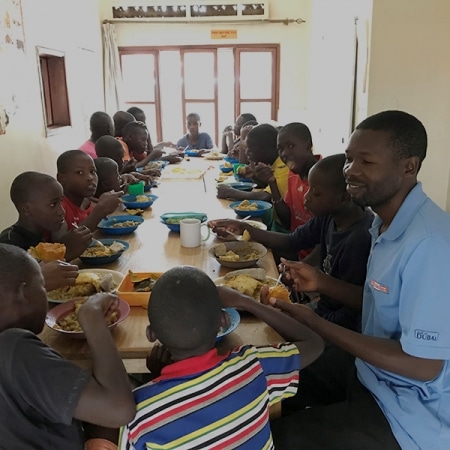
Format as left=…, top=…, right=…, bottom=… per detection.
left=47, top=269, right=125, bottom=304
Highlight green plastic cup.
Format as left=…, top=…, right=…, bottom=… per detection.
left=128, top=181, right=144, bottom=195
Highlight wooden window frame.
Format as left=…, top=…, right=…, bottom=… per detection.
left=36, top=46, right=71, bottom=136
left=119, top=44, right=280, bottom=143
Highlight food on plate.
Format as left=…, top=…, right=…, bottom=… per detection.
left=222, top=161, right=232, bottom=168
left=81, top=241, right=125, bottom=258
left=128, top=271, right=159, bottom=292
left=28, top=242, right=66, bottom=261
left=125, top=208, right=144, bottom=215
left=217, top=269, right=278, bottom=301
left=110, top=220, right=141, bottom=228
left=135, top=195, right=151, bottom=203
left=53, top=297, right=119, bottom=332
left=214, top=243, right=260, bottom=262
left=242, top=230, right=251, bottom=242
left=47, top=271, right=114, bottom=301
left=235, top=200, right=259, bottom=211
left=268, top=284, right=291, bottom=302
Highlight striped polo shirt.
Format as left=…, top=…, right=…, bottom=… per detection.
left=119, top=343, right=300, bottom=450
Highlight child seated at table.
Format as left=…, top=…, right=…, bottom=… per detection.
left=79, top=111, right=115, bottom=159
left=0, top=243, right=135, bottom=449
left=95, top=135, right=160, bottom=183
left=118, top=266, right=323, bottom=449
left=0, top=171, right=91, bottom=290
left=176, top=112, right=214, bottom=151
left=56, top=150, right=123, bottom=231
left=210, top=154, right=373, bottom=331
left=94, top=157, right=122, bottom=197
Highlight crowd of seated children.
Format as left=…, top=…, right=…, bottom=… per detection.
left=0, top=172, right=91, bottom=290
left=95, top=135, right=161, bottom=184
left=217, top=123, right=289, bottom=231
left=56, top=150, right=123, bottom=231
left=176, top=112, right=214, bottom=151
left=210, top=154, right=373, bottom=331
left=0, top=243, right=135, bottom=449
left=118, top=266, right=323, bottom=449
left=221, top=113, right=257, bottom=158
left=79, top=111, right=115, bottom=159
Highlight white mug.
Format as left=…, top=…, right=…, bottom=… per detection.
left=180, top=218, right=210, bottom=248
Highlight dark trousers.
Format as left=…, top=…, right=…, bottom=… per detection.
left=271, top=345, right=402, bottom=450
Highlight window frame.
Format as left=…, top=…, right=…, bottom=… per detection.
left=36, top=46, right=72, bottom=136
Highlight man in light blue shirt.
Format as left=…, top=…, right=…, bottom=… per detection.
left=270, top=110, right=450, bottom=449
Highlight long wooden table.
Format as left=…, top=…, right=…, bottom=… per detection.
left=40, top=157, right=283, bottom=374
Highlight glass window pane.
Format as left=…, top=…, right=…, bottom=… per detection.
left=185, top=102, right=216, bottom=146
left=240, top=52, right=272, bottom=99
left=217, top=48, right=235, bottom=143
left=184, top=52, right=215, bottom=99
left=121, top=54, right=155, bottom=102
left=159, top=51, right=183, bottom=143
left=240, top=102, right=272, bottom=123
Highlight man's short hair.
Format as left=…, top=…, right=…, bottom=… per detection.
left=148, top=266, right=221, bottom=350
left=356, top=110, right=427, bottom=165
left=122, top=121, right=148, bottom=138
left=0, top=243, right=34, bottom=293
left=279, top=122, right=313, bottom=145
left=10, top=172, right=57, bottom=207
left=186, top=113, right=201, bottom=122
left=57, top=150, right=90, bottom=174
left=313, top=154, right=347, bottom=192
left=95, top=136, right=124, bottom=159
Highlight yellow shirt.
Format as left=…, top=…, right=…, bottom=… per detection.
left=263, top=156, right=289, bottom=198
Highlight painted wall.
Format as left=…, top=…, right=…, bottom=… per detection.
left=0, top=0, right=104, bottom=230
left=367, top=0, right=450, bottom=209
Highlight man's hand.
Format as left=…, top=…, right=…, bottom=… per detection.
left=281, top=258, right=322, bottom=293
left=78, top=293, right=120, bottom=324
left=267, top=297, right=318, bottom=326
left=121, top=158, right=137, bottom=174
left=93, top=191, right=124, bottom=216
left=146, top=343, right=173, bottom=377
left=40, top=260, right=79, bottom=291
left=60, top=225, right=92, bottom=260
left=216, top=184, right=238, bottom=200
left=217, top=285, right=253, bottom=310
left=254, top=162, right=275, bottom=184
left=208, top=218, right=245, bottom=237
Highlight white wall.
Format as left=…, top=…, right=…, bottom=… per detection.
left=0, top=0, right=104, bottom=229
left=367, top=0, right=450, bottom=209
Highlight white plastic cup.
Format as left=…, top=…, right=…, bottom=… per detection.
left=180, top=218, right=210, bottom=248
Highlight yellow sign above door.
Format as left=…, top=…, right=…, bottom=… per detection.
left=211, top=29, right=238, bottom=39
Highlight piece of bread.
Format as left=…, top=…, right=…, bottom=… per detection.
left=268, top=284, right=291, bottom=302
left=28, top=242, right=66, bottom=261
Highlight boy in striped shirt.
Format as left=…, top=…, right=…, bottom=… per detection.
left=119, top=266, right=323, bottom=450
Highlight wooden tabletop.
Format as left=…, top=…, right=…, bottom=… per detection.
left=39, top=157, right=283, bottom=374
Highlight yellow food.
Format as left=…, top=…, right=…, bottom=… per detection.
left=136, top=195, right=151, bottom=203
left=81, top=241, right=125, bottom=257
left=54, top=298, right=119, bottom=332
left=47, top=272, right=102, bottom=301
left=242, top=230, right=251, bottom=242
left=220, top=274, right=278, bottom=300
left=110, top=220, right=140, bottom=228
left=268, top=285, right=291, bottom=302
left=235, top=200, right=259, bottom=211
left=28, top=242, right=66, bottom=261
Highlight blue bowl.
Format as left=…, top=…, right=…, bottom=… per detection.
left=229, top=200, right=272, bottom=218
left=98, top=215, right=144, bottom=235
left=219, top=164, right=234, bottom=173
left=121, top=194, right=158, bottom=210
left=160, top=212, right=207, bottom=233
left=223, top=182, right=257, bottom=192
left=185, top=149, right=202, bottom=157
left=79, top=239, right=130, bottom=265
left=234, top=173, right=253, bottom=183
left=224, top=156, right=239, bottom=165
left=216, top=308, right=240, bottom=342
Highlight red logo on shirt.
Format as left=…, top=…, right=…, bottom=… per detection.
left=370, top=279, right=389, bottom=294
